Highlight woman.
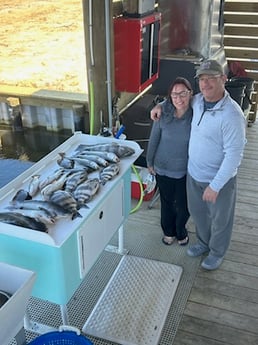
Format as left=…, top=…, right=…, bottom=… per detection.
left=146, top=77, right=193, bottom=245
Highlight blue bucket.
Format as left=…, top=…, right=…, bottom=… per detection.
left=28, top=329, right=94, bottom=345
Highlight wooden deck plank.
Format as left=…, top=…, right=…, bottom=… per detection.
left=225, top=2, right=258, bottom=12
left=225, top=48, right=258, bottom=60
left=225, top=25, right=258, bottom=37
left=184, top=302, right=258, bottom=334
left=233, top=221, right=258, bottom=235
left=224, top=37, right=258, bottom=49
left=175, top=316, right=258, bottom=345
left=189, top=287, right=258, bottom=318
left=198, top=269, right=258, bottom=290
left=193, top=275, right=258, bottom=302
left=231, top=233, right=258, bottom=247
left=225, top=250, right=258, bottom=266
left=228, top=241, right=258, bottom=257
left=174, top=328, right=228, bottom=345
left=224, top=13, right=258, bottom=25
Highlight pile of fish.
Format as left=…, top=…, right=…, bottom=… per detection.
left=0, top=142, right=135, bottom=233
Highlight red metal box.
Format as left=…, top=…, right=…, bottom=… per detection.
left=114, top=13, right=161, bottom=93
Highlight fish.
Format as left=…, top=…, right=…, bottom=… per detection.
left=11, top=189, right=32, bottom=204
left=75, top=142, right=135, bottom=158
left=39, top=169, right=65, bottom=190
left=71, top=157, right=99, bottom=170
left=99, top=163, right=120, bottom=185
left=64, top=170, right=88, bottom=193
left=74, top=154, right=109, bottom=167
left=73, top=178, right=100, bottom=208
left=49, top=190, right=82, bottom=220
left=0, top=212, right=48, bottom=232
left=10, top=199, right=71, bottom=219
left=62, top=167, right=89, bottom=175
left=57, top=152, right=75, bottom=169
left=75, top=150, right=120, bottom=163
left=62, top=166, right=95, bottom=174
left=40, top=173, right=68, bottom=200
left=28, top=175, right=40, bottom=197
left=6, top=207, right=56, bottom=225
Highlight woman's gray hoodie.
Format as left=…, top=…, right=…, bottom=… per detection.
left=146, top=99, right=192, bottom=178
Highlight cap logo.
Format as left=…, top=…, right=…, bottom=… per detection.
left=201, top=61, right=212, bottom=70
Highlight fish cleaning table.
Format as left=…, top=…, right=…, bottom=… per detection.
left=0, top=132, right=142, bottom=334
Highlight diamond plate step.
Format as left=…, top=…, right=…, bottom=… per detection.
left=83, top=255, right=182, bottom=345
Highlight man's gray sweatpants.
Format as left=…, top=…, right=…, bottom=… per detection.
left=187, top=173, right=237, bottom=258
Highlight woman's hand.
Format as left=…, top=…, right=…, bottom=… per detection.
left=148, top=167, right=156, bottom=175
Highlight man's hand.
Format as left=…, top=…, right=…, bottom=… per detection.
left=150, top=104, right=162, bottom=121
left=202, top=186, right=218, bottom=203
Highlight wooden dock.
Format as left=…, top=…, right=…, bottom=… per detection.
left=172, top=121, right=258, bottom=345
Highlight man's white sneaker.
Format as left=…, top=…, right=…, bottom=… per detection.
left=201, top=255, right=224, bottom=270
left=187, top=243, right=208, bottom=257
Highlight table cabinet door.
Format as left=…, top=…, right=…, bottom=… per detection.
left=77, top=181, right=124, bottom=278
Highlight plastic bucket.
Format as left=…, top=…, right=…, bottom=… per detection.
left=231, top=77, right=255, bottom=110
left=28, top=330, right=94, bottom=345
left=225, top=81, right=246, bottom=108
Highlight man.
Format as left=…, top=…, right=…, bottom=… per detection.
left=151, top=59, right=246, bottom=270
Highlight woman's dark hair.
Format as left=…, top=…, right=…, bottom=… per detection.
left=167, top=77, right=193, bottom=101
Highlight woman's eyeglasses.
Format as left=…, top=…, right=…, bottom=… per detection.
left=171, top=90, right=191, bottom=99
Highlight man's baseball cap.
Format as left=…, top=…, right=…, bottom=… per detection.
left=195, top=60, right=224, bottom=77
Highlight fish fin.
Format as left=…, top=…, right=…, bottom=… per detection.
left=72, top=211, right=83, bottom=220
left=76, top=203, right=89, bottom=210
left=81, top=204, right=89, bottom=209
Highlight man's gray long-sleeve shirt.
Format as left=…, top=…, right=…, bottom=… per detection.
left=188, top=90, right=246, bottom=192
left=146, top=99, right=192, bottom=178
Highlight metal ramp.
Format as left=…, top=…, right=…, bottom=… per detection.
left=83, top=255, right=182, bottom=345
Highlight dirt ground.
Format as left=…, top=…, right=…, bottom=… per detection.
left=0, top=0, right=87, bottom=93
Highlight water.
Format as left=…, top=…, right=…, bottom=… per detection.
left=0, top=128, right=71, bottom=187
